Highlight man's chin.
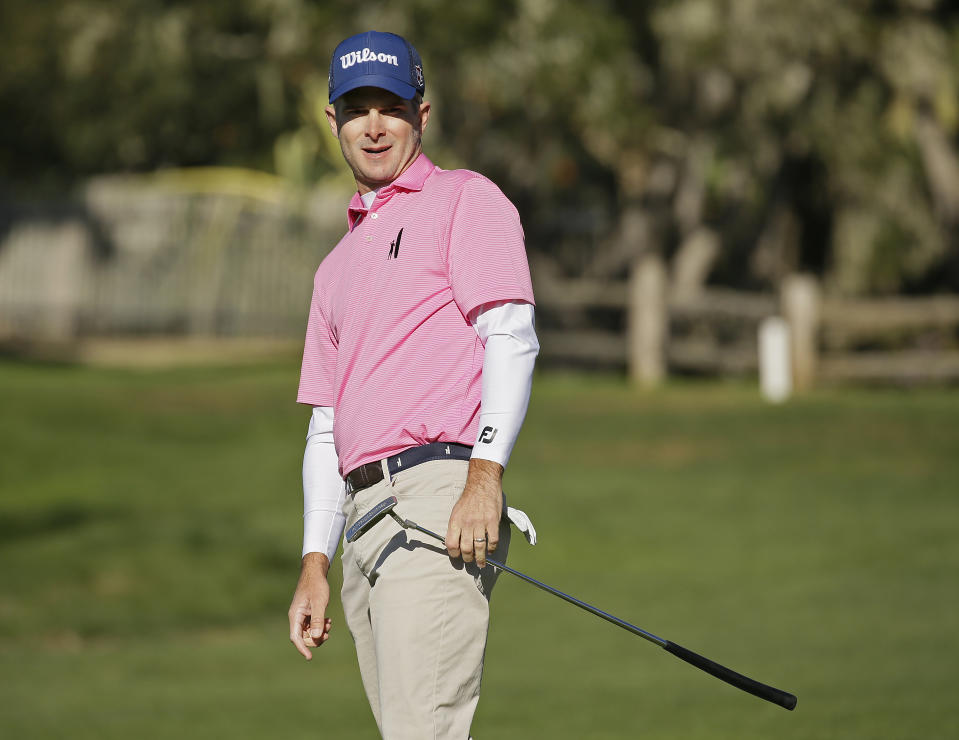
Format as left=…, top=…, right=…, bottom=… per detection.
left=359, top=159, right=393, bottom=177
left=352, top=150, right=419, bottom=189
left=358, top=165, right=404, bottom=189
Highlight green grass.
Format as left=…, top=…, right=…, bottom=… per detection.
left=1, top=361, right=957, bottom=738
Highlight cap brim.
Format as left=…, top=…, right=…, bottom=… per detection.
left=330, top=75, right=417, bottom=103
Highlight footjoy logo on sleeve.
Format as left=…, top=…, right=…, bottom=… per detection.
left=340, top=48, right=399, bottom=69
left=478, top=426, right=498, bottom=444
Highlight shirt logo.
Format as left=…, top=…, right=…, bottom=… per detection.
left=340, top=48, right=399, bottom=69
left=478, top=426, right=498, bottom=444
left=388, top=228, right=403, bottom=259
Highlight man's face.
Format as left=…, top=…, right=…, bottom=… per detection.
left=326, top=87, right=431, bottom=194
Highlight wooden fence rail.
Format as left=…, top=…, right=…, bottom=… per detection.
left=534, top=257, right=959, bottom=388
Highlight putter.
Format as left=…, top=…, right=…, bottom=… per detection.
left=346, top=495, right=798, bottom=711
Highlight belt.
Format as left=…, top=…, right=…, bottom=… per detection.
left=345, top=442, right=473, bottom=494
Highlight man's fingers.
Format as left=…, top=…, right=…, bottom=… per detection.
left=460, top=531, right=475, bottom=563
left=303, top=617, right=332, bottom=647
left=446, top=523, right=462, bottom=558
left=449, top=520, right=501, bottom=566
left=289, top=602, right=331, bottom=659
left=289, top=606, right=313, bottom=660
left=288, top=561, right=331, bottom=659
left=310, top=617, right=333, bottom=644
left=447, top=483, right=503, bottom=567
left=484, top=512, right=500, bottom=553
left=473, top=535, right=487, bottom=568
left=309, top=615, right=331, bottom=640
left=474, top=509, right=501, bottom=566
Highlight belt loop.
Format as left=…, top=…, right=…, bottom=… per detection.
left=380, top=457, right=392, bottom=486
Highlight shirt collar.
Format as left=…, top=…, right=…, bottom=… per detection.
left=347, top=153, right=435, bottom=230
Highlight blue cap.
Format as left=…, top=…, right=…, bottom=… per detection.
left=329, top=31, right=426, bottom=103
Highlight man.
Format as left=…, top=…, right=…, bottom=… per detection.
left=287, top=30, right=539, bottom=739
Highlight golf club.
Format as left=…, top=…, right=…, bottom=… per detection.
left=346, top=495, right=798, bottom=711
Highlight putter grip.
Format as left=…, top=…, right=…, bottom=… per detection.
left=664, top=641, right=797, bottom=711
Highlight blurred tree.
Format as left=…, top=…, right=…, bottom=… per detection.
left=434, top=0, right=959, bottom=296
left=0, top=0, right=337, bottom=188
left=1, top=0, right=957, bottom=293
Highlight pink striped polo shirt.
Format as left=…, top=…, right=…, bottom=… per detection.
left=297, top=153, right=535, bottom=477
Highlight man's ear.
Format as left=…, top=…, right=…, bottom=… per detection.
left=417, top=100, right=431, bottom=136
left=325, top=105, right=339, bottom=138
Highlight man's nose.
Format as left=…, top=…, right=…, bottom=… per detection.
left=365, top=110, right=385, bottom=139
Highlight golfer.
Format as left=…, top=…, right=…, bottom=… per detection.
left=287, top=30, right=539, bottom=739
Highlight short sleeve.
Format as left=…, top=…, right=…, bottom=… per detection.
left=446, top=177, right=535, bottom=318
left=297, top=278, right=338, bottom=406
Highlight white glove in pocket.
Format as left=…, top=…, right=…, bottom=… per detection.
left=505, top=506, right=537, bottom=545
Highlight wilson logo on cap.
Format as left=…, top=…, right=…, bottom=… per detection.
left=329, top=31, right=425, bottom=103
left=340, top=47, right=399, bottom=70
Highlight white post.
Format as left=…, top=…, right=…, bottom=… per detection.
left=758, top=316, right=792, bottom=403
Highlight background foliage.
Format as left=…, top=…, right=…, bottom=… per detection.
left=2, top=0, right=958, bottom=294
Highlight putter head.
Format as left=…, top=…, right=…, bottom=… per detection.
left=345, top=496, right=399, bottom=543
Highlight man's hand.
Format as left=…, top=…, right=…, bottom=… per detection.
left=446, top=458, right=504, bottom=568
left=288, top=552, right=332, bottom=660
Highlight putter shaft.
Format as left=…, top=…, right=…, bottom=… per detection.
left=386, top=508, right=797, bottom=711
left=390, top=512, right=668, bottom=647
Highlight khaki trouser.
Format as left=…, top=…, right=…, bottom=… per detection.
left=341, top=459, right=510, bottom=739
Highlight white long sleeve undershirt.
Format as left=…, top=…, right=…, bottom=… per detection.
left=301, top=406, right=346, bottom=561
left=468, top=300, right=539, bottom=467
left=301, top=300, right=539, bottom=560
